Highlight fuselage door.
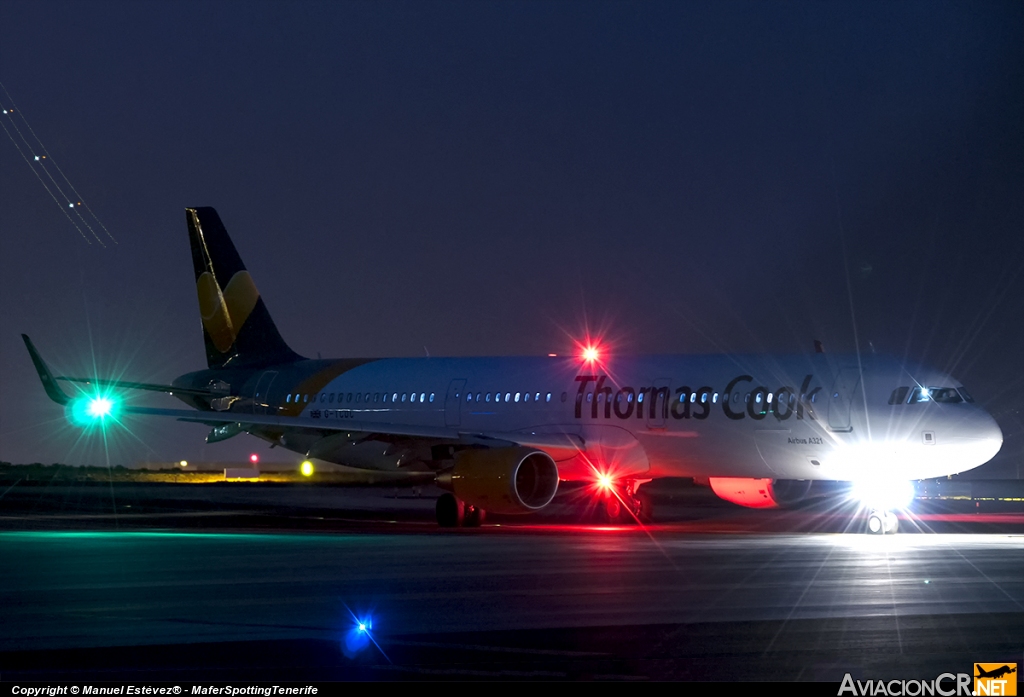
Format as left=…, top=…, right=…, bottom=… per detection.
left=445, top=379, right=467, bottom=427
left=828, top=368, right=861, bottom=432
left=253, top=371, right=278, bottom=414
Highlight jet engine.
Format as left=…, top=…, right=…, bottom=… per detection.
left=439, top=447, right=559, bottom=514
left=708, top=477, right=845, bottom=509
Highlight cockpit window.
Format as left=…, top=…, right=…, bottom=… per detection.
left=888, top=386, right=909, bottom=405
left=929, top=387, right=964, bottom=404
left=958, top=387, right=975, bottom=403
left=910, top=386, right=964, bottom=404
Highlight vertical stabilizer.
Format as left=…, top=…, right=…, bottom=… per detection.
left=186, top=207, right=303, bottom=369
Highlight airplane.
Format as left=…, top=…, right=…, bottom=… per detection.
left=22, top=207, right=1004, bottom=532
left=975, top=665, right=1016, bottom=680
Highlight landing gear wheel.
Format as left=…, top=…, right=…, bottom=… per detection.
left=464, top=505, right=486, bottom=527
left=637, top=491, right=654, bottom=523
left=600, top=497, right=624, bottom=523
left=436, top=493, right=465, bottom=528
left=867, top=510, right=899, bottom=535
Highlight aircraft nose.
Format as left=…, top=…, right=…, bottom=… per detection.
left=968, top=410, right=1003, bottom=464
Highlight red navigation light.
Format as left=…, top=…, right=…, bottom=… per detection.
left=250, top=454, right=259, bottom=464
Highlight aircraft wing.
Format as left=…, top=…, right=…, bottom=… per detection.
left=22, top=335, right=219, bottom=401
left=55, top=376, right=215, bottom=398
left=124, top=405, right=584, bottom=455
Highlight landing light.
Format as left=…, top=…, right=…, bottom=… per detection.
left=582, top=346, right=599, bottom=362
left=596, top=473, right=614, bottom=490
left=851, top=479, right=915, bottom=511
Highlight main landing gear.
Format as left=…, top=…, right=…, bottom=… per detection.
left=436, top=493, right=486, bottom=528
left=597, top=480, right=653, bottom=524
left=866, top=509, right=899, bottom=535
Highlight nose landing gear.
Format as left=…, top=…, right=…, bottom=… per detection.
left=866, top=509, right=899, bottom=534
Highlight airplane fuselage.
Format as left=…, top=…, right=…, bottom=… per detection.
left=172, top=352, right=1003, bottom=484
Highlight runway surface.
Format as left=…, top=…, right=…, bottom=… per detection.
left=1, top=482, right=1023, bottom=681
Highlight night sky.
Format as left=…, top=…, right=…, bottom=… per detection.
left=1, top=1, right=1021, bottom=477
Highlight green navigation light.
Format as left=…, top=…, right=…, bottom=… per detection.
left=67, top=393, right=122, bottom=428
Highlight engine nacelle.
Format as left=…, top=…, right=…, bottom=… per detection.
left=708, top=478, right=840, bottom=509
left=442, top=447, right=559, bottom=514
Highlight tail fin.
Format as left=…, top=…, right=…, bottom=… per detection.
left=186, top=207, right=303, bottom=369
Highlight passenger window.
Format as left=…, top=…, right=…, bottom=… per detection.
left=524, top=393, right=531, bottom=403
left=535, top=392, right=541, bottom=402
left=888, top=387, right=910, bottom=405
left=374, top=394, right=379, bottom=403
left=329, top=393, right=334, bottom=403
left=515, top=392, right=521, bottom=402
left=420, top=393, right=426, bottom=402
left=303, top=395, right=308, bottom=403
left=486, top=393, right=491, bottom=403
left=355, top=393, right=362, bottom=403
left=401, top=394, right=407, bottom=403
left=392, top=393, right=398, bottom=402
left=365, top=393, right=371, bottom=402
left=505, top=392, right=511, bottom=402
left=346, top=393, right=353, bottom=403
left=429, top=393, right=435, bottom=403
left=561, top=392, right=567, bottom=402
left=546, top=393, right=552, bottom=402
left=286, top=395, right=291, bottom=403
left=586, top=393, right=592, bottom=403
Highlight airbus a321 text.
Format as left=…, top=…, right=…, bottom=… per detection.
left=23, top=208, right=1003, bottom=532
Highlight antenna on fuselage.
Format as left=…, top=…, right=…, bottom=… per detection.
left=814, top=339, right=825, bottom=354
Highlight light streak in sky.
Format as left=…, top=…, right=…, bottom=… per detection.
left=0, top=81, right=116, bottom=246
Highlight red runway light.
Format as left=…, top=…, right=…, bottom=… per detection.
left=250, top=454, right=259, bottom=464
